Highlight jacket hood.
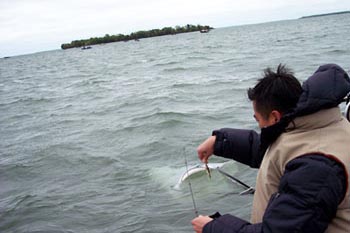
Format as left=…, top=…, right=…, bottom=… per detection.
left=294, top=63, right=350, bottom=117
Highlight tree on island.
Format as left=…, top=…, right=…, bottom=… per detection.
left=61, top=24, right=213, bottom=49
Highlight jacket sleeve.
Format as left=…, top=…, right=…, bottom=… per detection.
left=203, top=214, right=262, bottom=233
left=212, top=128, right=262, bottom=168
left=262, top=154, right=346, bottom=232
left=203, top=154, right=347, bottom=233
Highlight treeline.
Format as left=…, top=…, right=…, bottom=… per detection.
left=300, top=10, right=350, bottom=19
left=61, top=24, right=213, bottom=49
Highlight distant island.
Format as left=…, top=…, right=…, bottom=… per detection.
left=61, top=24, right=213, bottom=50
left=300, top=10, right=350, bottom=19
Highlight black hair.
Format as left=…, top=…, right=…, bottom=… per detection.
left=247, top=64, right=302, bottom=119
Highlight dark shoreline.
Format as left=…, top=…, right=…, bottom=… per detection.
left=300, top=11, right=350, bottom=19
left=61, top=24, right=213, bottom=50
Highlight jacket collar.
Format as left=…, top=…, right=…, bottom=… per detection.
left=287, top=107, right=343, bottom=131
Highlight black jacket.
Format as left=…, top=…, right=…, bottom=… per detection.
left=204, top=64, right=350, bottom=233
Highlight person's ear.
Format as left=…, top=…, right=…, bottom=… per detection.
left=270, top=110, right=282, bottom=123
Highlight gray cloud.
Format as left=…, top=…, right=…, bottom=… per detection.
left=1, top=0, right=349, bottom=56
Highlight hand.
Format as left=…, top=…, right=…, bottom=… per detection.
left=197, top=136, right=216, bottom=163
left=191, top=215, right=213, bottom=233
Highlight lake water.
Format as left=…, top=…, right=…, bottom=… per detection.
left=1, top=13, right=350, bottom=233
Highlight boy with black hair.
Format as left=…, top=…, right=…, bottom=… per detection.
left=192, top=64, right=350, bottom=233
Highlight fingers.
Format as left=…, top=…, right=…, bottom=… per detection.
left=197, top=136, right=216, bottom=163
left=197, top=146, right=210, bottom=163
left=191, top=215, right=213, bottom=233
left=191, top=215, right=204, bottom=233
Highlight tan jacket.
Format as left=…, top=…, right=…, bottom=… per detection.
left=251, top=107, right=350, bottom=232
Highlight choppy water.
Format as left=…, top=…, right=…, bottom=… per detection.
left=1, top=14, right=350, bottom=232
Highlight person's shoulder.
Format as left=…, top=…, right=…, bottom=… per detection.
left=282, top=154, right=346, bottom=205
left=287, top=154, right=344, bottom=172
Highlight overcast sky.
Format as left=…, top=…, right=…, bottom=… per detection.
left=1, top=0, right=350, bottom=57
